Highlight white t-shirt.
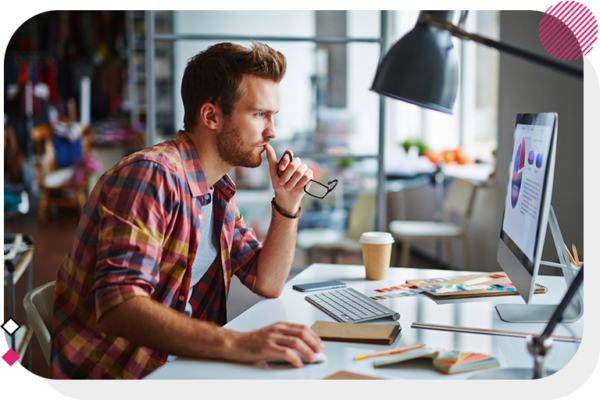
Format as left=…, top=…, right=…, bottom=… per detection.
left=167, top=187, right=219, bottom=362
left=184, top=187, right=219, bottom=317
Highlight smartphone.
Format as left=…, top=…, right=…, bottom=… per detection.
left=292, top=280, right=347, bottom=292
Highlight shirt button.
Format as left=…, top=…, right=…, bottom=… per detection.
left=179, top=295, right=185, bottom=301
left=204, top=194, right=210, bottom=200
left=199, top=214, right=203, bottom=221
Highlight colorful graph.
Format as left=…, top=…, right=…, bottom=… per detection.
left=536, top=151, right=544, bottom=168
left=511, top=138, right=525, bottom=208
left=518, top=137, right=526, bottom=171
left=528, top=150, right=535, bottom=165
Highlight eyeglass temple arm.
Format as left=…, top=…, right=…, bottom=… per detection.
left=276, top=150, right=294, bottom=178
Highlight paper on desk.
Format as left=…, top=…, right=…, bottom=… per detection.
left=323, top=370, right=384, bottom=380
left=374, top=346, right=441, bottom=367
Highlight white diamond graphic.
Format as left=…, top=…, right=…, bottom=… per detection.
left=1, top=318, right=20, bottom=336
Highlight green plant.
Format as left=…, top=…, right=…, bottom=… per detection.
left=336, top=158, right=354, bottom=168
left=399, top=138, right=429, bottom=155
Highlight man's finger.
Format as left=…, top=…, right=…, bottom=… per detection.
left=278, top=150, right=293, bottom=173
left=273, top=345, right=304, bottom=368
left=284, top=164, right=308, bottom=191
left=264, top=144, right=279, bottom=176
left=276, top=324, right=323, bottom=353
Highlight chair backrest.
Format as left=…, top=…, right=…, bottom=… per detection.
left=442, top=178, right=479, bottom=227
left=30, top=124, right=55, bottom=176
left=23, top=281, right=56, bottom=366
left=345, top=191, right=376, bottom=241
left=30, top=123, right=93, bottom=188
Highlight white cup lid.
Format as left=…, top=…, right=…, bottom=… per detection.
left=359, top=231, right=395, bottom=244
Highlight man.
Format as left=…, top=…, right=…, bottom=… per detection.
left=50, top=42, right=323, bottom=379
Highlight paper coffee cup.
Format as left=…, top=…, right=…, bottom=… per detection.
left=359, top=232, right=395, bottom=280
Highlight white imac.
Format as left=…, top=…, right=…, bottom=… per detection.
left=496, top=112, right=582, bottom=323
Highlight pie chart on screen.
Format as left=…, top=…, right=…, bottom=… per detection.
left=536, top=152, right=543, bottom=168
left=518, top=138, right=526, bottom=172
left=528, top=151, right=534, bottom=165
left=511, top=140, right=525, bottom=208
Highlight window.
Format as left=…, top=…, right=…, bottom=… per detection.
left=388, top=11, right=499, bottom=162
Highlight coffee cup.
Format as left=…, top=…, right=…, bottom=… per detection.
left=359, top=232, right=395, bottom=280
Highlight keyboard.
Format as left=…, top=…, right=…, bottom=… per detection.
left=305, top=287, right=400, bottom=323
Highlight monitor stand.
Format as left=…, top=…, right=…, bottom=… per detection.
left=495, top=207, right=583, bottom=323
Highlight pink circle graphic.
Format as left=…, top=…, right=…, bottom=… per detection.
left=539, top=1, right=598, bottom=60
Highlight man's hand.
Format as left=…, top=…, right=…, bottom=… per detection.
left=264, top=144, right=313, bottom=214
left=97, top=297, right=323, bottom=367
left=229, top=321, right=324, bottom=368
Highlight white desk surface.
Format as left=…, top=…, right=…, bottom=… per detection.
left=146, top=264, right=582, bottom=380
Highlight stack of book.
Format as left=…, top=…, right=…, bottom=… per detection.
left=432, top=351, right=500, bottom=374
left=373, top=346, right=499, bottom=374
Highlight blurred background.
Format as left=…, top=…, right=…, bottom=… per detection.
left=3, top=10, right=583, bottom=377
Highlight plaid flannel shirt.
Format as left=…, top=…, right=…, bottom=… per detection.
left=50, top=131, right=261, bottom=379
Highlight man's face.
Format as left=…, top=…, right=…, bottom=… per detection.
left=216, top=75, right=279, bottom=168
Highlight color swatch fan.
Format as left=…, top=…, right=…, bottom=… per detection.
left=539, top=2, right=597, bottom=60
left=433, top=351, right=500, bottom=374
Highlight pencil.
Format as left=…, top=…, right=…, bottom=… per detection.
left=564, top=243, right=576, bottom=265
left=572, top=244, right=580, bottom=267
left=354, top=343, right=425, bottom=360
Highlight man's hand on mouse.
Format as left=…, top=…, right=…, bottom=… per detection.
left=228, top=321, right=324, bottom=368
left=264, top=144, right=313, bottom=215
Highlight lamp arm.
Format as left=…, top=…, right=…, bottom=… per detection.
left=419, top=12, right=583, bottom=80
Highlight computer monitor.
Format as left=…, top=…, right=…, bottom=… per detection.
left=496, top=112, right=582, bottom=323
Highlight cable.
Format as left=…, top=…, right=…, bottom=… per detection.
left=560, top=322, right=580, bottom=356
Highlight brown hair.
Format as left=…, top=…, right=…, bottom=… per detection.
left=181, top=41, right=287, bottom=132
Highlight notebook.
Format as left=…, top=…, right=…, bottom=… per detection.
left=374, top=346, right=499, bottom=374
left=310, top=320, right=401, bottom=345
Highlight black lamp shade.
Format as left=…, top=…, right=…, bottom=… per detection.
left=371, top=11, right=459, bottom=114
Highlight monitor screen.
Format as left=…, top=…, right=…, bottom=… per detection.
left=495, top=113, right=582, bottom=321
left=500, top=114, right=556, bottom=276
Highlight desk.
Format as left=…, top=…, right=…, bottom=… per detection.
left=146, top=264, right=582, bottom=380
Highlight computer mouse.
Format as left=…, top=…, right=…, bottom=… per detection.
left=299, top=351, right=328, bottom=364
left=269, top=351, right=328, bottom=365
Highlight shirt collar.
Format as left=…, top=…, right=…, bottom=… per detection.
left=175, top=130, right=236, bottom=200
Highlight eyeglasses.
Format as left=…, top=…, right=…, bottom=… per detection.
left=278, top=150, right=338, bottom=199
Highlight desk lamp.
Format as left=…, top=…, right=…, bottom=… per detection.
left=371, top=10, right=583, bottom=113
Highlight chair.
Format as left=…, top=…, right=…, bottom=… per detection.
left=389, top=178, right=479, bottom=270
left=23, top=281, right=56, bottom=366
left=30, top=123, right=93, bottom=223
left=297, top=191, right=376, bottom=264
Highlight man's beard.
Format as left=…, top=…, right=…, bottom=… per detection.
left=216, top=123, right=266, bottom=168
